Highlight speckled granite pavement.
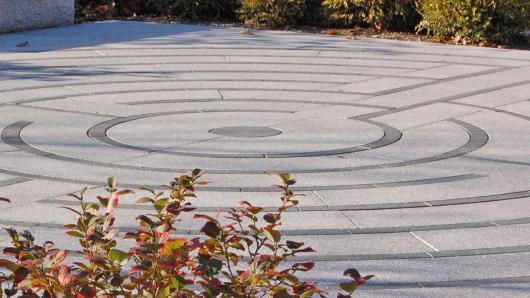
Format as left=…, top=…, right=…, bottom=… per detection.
left=1, top=21, right=530, bottom=297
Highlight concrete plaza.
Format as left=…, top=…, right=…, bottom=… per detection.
left=1, top=21, right=530, bottom=297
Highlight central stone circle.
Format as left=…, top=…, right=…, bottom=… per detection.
left=209, top=126, right=283, bottom=138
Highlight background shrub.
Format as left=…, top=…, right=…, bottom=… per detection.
left=322, top=0, right=365, bottom=27
left=416, top=0, right=530, bottom=44
left=76, top=0, right=240, bottom=21
left=239, top=0, right=307, bottom=28
left=366, top=0, right=419, bottom=30
left=322, top=0, right=419, bottom=30
left=300, top=0, right=326, bottom=26
left=166, top=0, right=240, bottom=20
left=74, top=0, right=529, bottom=45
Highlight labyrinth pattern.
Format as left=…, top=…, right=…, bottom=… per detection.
left=1, top=22, right=530, bottom=296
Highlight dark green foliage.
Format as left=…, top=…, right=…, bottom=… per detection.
left=239, top=0, right=307, bottom=28
left=417, top=0, right=530, bottom=44
left=166, top=0, right=240, bottom=20
left=75, top=0, right=240, bottom=21
left=322, top=0, right=419, bottom=30
left=300, top=0, right=326, bottom=26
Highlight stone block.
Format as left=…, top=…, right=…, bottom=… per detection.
left=0, top=0, right=74, bottom=34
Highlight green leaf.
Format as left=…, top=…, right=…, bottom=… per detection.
left=65, top=231, right=84, bottom=238
left=271, top=173, right=291, bottom=184
left=139, top=187, right=155, bottom=195
left=135, top=197, right=154, bottom=204
left=263, top=228, right=281, bottom=243
left=0, top=259, right=18, bottom=272
left=136, top=215, right=154, bottom=227
left=300, top=289, right=322, bottom=298
left=343, top=268, right=361, bottom=279
left=108, top=249, right=130, bottom=265
left=286, top=240, right=304, bottom=249
left=170, top=276, right=183, bottom=289
left=107, top=177, right=117, bottom=189
left=154, top=198, right=169, bottom=212
left=339, top=281, right=358, bottom=293
left=192, top=168, right=203, bottom=177
left=79, top=187, right=88, bottom=198
left=60, top=206, right=82, bottom=216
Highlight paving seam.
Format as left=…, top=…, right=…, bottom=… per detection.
left=450, top=101, right=530, bottom=122
left=8, top=103, right=118, bottom=118
left=0, top=69, right=463, bottom=83
left=0, top=239, right=527, bottom=261
left=39, top=189, right=530, bottom=212
left=5, top=213, right=530, bottom=236
left=461, top=156, right=530, bottom=167
left=123, top=98, right=390, bottom=110
left=8, top=53, right=516, bottom=69
left=0, top=78, right=375, bottom=93
left=0, top=166, right=482, bottom=192
left=0, top=177, right=32, bottom=188
left=0, top=53, right=488, bottom=66
left=366, top=66, right=508, bottom=97
left=0, top=66, right=509, bottom=101
left=333, top=276, right=530, bottom=290
left=0, top=61, right=429, bottom=71
left=355, top=79, right=530, bottom=119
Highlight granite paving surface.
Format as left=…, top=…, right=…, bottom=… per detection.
left=1, top=21, right=530, bottom=296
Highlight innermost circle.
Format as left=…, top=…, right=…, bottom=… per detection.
left=209, top=126, right=283, bottom=138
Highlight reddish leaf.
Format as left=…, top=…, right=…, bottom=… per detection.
left=201, top=221, right=220, bottom=238
left=292, top=262, right=315, bottom=271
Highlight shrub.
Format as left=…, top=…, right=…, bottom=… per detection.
left=300, top=0, right=327, bottom=26
left=322, top=0, right=363, bottom=27
left=76, top=0, right=240, bottom=21
left=239, top=0, right=307, bottom=28
left=322, top=0, right=419, bottom=30
left=416, top=0, right=530, bottom=44
left=166, top=0, right=240, bottom=20
left=365, top=0, right=419, bottom=30
left=0, top=171, right=372, bottom=297
left=113, top=0, right=170, bottom=16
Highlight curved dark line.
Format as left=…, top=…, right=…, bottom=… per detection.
left=5, top=45, right=528, bottom=62
left=0, top=52, right=472, bottom=66
left=85, top=118, right=487, bottom=172
left=450, top=101, right=530, bottom=122
left=0, top=217, right=529, bottom=260
left=1, top=118, right=485, bottom=174
left=32, top=194, right=530, bottom=233
left=0, top=177, right=32, bottom=187
left=86, top=110, right=402, bottom=159
left=344, top=276, right=530, bottom=290
left=0, top=78, right=375, bottom=93
left=0, top=161, right=482, bottom=192
left=124, top=98, right=392, bottom=110
left=40, top=189, right=530, bottom=213
left=0, top=60, right=425, bottom=72
left=464, top=156, right=530, bottom=167
left=0, top=69, right=434, bottom=84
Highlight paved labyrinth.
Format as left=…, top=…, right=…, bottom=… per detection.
left=1, top=21, right=530, bottom=296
